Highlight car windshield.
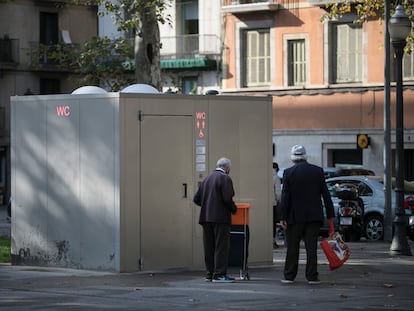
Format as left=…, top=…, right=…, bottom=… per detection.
left=326, top=180, right=373, bottom=197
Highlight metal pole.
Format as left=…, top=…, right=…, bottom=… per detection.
left=390, top=39, right=412, bottom=256
left=383, top=0, right=392, bottom=242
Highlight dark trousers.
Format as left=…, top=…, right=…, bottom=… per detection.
left=202, top=223, right=231, bottom=276
left=284, top=222, right=320, bottom=281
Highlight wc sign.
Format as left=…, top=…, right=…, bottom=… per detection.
left=196, top=111, right=206, bottom=138
left=56, top=105, right=71, bottom=117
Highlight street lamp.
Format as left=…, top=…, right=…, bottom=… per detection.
left=388, top=5, right=412, bottom=256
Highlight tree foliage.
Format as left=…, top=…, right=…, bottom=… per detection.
left=85, top=0, right=172, bottom=90
left=87, top=0, right=172, bottom=34
left=77, top=36, right=136, bottom=91
left=32, top=36, right=136, bottom=91
left=35, top=0, right=172, bottom=91
left=322, top=1, right=414, bottom=50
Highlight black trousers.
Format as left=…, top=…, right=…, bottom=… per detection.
left=283, top=222, right=320, bottom=281
left=202, top=223, right=231, bottom=276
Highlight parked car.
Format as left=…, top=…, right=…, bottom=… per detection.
left=323, top=176, right=413, bottom=241
left=409, top=215, right=414, bottom=242
left=323, top=167, right=375, bottom=179
left=277, top=166, right=375, bottom=182
left=406, top=196, right=414, bottom=241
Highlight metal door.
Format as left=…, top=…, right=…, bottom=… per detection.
left=140, top=114, right=194, bottom=270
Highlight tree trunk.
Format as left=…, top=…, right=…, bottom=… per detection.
left=135, top=5, right=161, bottom=91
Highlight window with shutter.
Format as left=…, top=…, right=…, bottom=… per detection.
left=403, top=45, right=414, bottom=81
left=288, top=39, right=306, bottom=86
left=243, top=28, right=270, bottom=87
left=332, top=23, right=362, bottom=83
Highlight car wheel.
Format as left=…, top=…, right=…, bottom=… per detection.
left=365, top=215, right=384, bottom=241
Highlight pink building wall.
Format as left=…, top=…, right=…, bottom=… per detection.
left=222, top=3, right=414, bottom=131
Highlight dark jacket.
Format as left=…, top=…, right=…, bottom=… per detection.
left=280, top=160, right=334, bottom=225
left=194, top=169, right=237, bottom=224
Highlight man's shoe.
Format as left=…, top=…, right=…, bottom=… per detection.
left=204, top=273, right=213, bottom=282
left=212, top=275, right=235, bottom=283
left=308, top=279, right=321, bottom=285
left=280, top=279, right=294, bottom=284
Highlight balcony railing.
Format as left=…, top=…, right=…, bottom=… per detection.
left=29, top=42, right=80, bottom=69
left=0, top=38, right=19, bottom=65
left=160, top=34, right=221, bottom=59
left=226, top=0, right=274, bottom=4
left=222, top=0, right=280, bottom=13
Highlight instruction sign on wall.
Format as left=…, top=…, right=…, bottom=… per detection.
left=195, top=111, right=207, bottom=172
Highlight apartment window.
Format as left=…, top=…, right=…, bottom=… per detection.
left=182, top=77, right=198, bottom=94
left=288, top=39, right=306, bottom=86
left=40, top=78, right=60, bottom=95
left=332, top=23, right=362, bottom=83
left=177, top=0, right=198, bottom=35
left=176, top=0, right=199, bottom=54
left=403, top=47, right=414, bottom=81
left=243, top=28, right=270, bottom=87
left=40, top=12, right=58, bottom=45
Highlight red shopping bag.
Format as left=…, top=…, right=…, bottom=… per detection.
left=320, top=232, right=351, bottom=270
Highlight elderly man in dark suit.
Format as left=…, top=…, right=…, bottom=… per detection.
left=279, top=145, right=335, bottom=285
left=194, top=157, right=237, bottom=283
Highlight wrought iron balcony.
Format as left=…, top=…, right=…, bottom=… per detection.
left=222, top=0, right=280, bottom=13
left=28, top=42, right=80, bottom=70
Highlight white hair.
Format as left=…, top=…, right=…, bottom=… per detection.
left=216, top=157, right=231, bottom=169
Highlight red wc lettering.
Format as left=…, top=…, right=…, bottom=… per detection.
left=56, top=106, right=70, bottom=117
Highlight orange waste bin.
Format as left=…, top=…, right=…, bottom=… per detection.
left=230, top=203, right=251, bottom=280
left=231, top=203, right=251, bottom=225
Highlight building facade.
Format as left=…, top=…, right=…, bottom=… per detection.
left=160, top=0, right=222, bottom=94
left=98, top=0, right=223, bottom=95
left=3, top=0, right=414, bottom=209
left=0, top=0, right=98, bottom=206
left=1, top=0, right=223, bottom=208
left=221, top=0, right=414, bottom=180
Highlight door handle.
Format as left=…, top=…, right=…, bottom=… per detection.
left=182, top=183, right=188, bottom=198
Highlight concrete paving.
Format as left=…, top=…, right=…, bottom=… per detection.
left=1, top=205, right=414, bottom=310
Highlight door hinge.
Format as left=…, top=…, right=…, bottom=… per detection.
left=138, top=110, right=144, bottom=121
